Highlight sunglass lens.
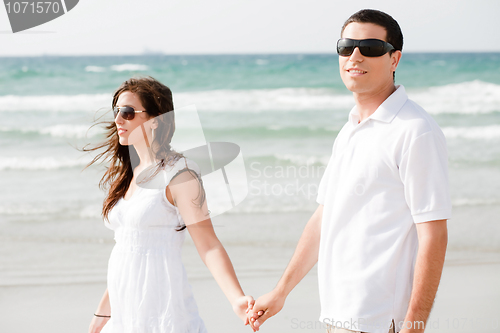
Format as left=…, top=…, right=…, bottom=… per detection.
left=359, top=40, right=385, bottom=57
left=122, top=107, right=135, bottom=120
left=113, top=106, right=135, bottom=120
left=337, top=40, right=354, bottom=56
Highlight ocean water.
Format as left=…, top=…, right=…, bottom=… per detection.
left=1, top=53, right=500, bottom=285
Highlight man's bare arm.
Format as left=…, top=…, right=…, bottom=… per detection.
left=248, top=204, right=323, bottom=330
left=400, top=219, right=448, bottom=333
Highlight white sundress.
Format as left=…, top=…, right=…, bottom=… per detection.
left=101, top=157, right=207, bottom=333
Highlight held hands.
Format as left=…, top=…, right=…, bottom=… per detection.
left=233, top=295, right=256, bottom=330
left=247, top=290, right=286, bottom=331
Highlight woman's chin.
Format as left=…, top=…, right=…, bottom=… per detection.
left=118, top=137, right=132, bottom=146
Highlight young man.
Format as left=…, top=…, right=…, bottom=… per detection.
left=248, top=9, right=451, bottom=333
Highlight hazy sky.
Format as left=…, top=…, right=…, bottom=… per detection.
left=1, top=0, right=499, bottom=56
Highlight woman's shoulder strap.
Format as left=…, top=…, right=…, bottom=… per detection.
left=163, top=156, right=201, bottom=186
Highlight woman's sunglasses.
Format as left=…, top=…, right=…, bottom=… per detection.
left=113, top=106, right=146, bottom=120
left=337, top=38, right=395, bottom=57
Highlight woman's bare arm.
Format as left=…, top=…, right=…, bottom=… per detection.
left=168, top=171, right=255, bottom=328
left=88, top=288, right=111, bottom=333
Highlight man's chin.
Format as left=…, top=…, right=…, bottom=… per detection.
left=341, top=78, right=364, bottom=93
left=345, top=84, right=366, bottom=94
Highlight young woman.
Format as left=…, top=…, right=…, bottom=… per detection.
left=84, top=76, right=254, bottom=333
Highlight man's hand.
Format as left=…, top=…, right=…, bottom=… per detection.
left=247, top=290, right=286, bottom=331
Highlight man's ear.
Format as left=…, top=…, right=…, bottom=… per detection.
left=391, top=50, right=402, bottom=72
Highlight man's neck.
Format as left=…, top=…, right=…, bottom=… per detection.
left=353, top=83, right=397, bottom=122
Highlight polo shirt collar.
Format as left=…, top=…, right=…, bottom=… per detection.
left=348, top=85, right=408, bottom=125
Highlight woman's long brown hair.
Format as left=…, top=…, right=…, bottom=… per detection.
left=81, top=76, right=204, bottom=228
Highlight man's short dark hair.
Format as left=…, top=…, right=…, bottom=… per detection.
left=341, top=9, right=403, bottom=81
left=341, top=9, right=403, bottom=52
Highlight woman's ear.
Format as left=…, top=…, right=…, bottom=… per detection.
left=150, top=118, right=159, bottom=130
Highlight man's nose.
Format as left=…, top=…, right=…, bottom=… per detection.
left=349, top=46, right=364, bottom=62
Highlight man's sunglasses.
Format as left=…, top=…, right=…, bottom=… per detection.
left=113, top=106, right=146, bottom=120
left=337, top=38, right=395, bottom=57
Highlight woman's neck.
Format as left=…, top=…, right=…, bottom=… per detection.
left=132, top=140, right=156, bottom=171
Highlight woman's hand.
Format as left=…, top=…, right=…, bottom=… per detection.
left=88, top=315, right=110, bottom=333
left=232, top=295, right=255, bottom=327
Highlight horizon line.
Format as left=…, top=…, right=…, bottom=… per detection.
left=1, top=50, right=500, bottom=58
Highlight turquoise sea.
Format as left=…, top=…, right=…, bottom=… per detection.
left=0, top=53, right=499, bottom=287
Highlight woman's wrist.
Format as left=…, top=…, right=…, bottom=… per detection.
left=230, top=290, right=247, bottom=305
left=95, top=303, right=111, bottom=317
left=94, top=306, right=111, bottom=317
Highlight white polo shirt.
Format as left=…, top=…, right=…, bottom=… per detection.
left=317, top=85, right=451, bottom=333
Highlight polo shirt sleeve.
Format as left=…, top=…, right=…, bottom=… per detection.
left=399, top=130, right=452, bottom=223
left=317, top=155, right=333, bottom=205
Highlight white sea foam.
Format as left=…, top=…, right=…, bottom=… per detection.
left=274, top=154, right=330, bottom=166
left=452, top=198, right=500, bottom=206
left=79, top=205, right=102, bottom=219
left=230, top=201, right=317, bottom=214
left=265, top=125, right=340, bottom=132
left=40, top=124, right=104, bottom=138
left=0, top=124, right=102, bottom=138
left=267, top=125, right=283, bottom=130
left=230, top=196, right=500, bottom=215
left=174, top=88, right=354, bottom=111
left=85, top=66, right=106, bottom=73
left=0, top=124, right=100, bottom=137
left=0, top=94, right=111, bottom=112
left=229, top=193, right=500, bottom=216
left=0, top=204, right=63, bottom=215
left=442, top=125, right=500, bottom=140
left=0, top=156, right=89, bottom=170
left=0, top=89, right=350, bottom=112
left=110, top=64, right=149, bottom=72
left=1, top=81, right=499, bottom=114
left=409, top=80, right=500, bottom=114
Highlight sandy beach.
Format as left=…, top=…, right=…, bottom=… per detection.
left=1, top=251, right=499, bottom=333
left=1, top=212, right=499, bottom=333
